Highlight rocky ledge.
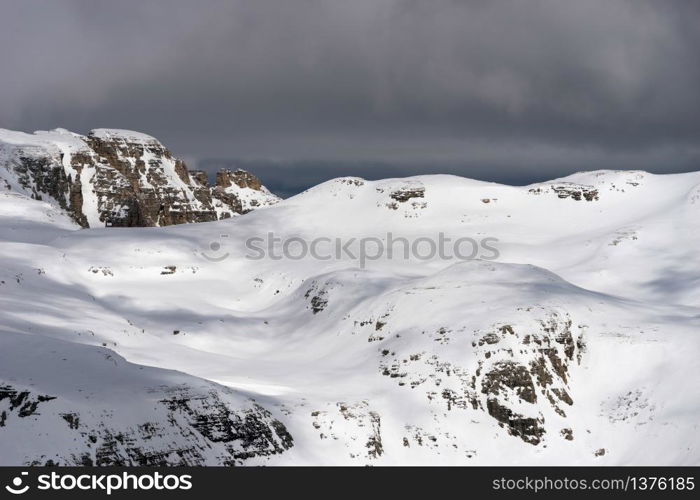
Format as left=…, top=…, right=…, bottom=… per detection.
left=0, top=128, right=280, bottom=227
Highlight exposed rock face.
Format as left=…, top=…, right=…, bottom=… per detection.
left=0, top=332, right=295, bottom=467
left=373, top=181, right=428, bottom=215
left=375, top=306, right=584, bottom=446
left=528, top=182, right=599, bottom=201
left=310, top=401, right=383, bottom=460
left=0, top=128, right=280, bottom=227
left=1, top=382, right=294, bottom=466
left=189, top=169, right=209, bottom=187
left=216, top=169, right=262, bottom=191
left=389, top=186, right=425, bottom=203
left=0, top=385, right=56, bottom=425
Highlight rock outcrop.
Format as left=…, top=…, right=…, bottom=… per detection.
left=0, top=128, right=280, bottom=227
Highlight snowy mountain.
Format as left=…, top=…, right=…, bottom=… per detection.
left=0, top=128, right=279, bottom=228
left=1, top=168, right=699, bottom=465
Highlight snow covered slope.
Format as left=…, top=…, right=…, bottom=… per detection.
left=0, top=128, right=279, bottom=228
left=1, top=170, right=699, bottom=465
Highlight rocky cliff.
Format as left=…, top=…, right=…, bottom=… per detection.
left=0, top=128, right=279, bottom=227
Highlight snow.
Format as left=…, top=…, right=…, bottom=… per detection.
left=1, top=168, right=699, bottom=465
left=0, top=128, right=88, bottom=150
left=0, top=128, right=280, bottom=229
left=88, top=128, right=161, bottom=144
left=224, top=184, right=280, bottom=212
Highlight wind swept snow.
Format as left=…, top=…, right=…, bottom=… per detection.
left=1, top=170, right=699, bottom=465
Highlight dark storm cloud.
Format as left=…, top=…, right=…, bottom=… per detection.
left=1, top=0, right=699, bottom=190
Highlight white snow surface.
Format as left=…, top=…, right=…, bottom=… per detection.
left=1, top=170, right=699, bottom=465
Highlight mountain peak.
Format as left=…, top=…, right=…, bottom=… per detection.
left=0, top=127, right=280, bottom=228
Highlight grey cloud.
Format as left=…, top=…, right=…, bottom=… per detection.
left=1, top=0, right=699, bottom=188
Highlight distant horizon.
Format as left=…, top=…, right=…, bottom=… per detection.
left=3, top=0, right=699, bottom=191
left=3, top=124, right=698, bottom=199
left=196, top=158, right=700, bottom=199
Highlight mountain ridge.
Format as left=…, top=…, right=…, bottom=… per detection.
left=1, top=156, right=699, bottom=464
left=0, top=127, right=279, bottom=228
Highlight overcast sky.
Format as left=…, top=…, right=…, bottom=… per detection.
left=1, top=0, right=699, bottom=193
